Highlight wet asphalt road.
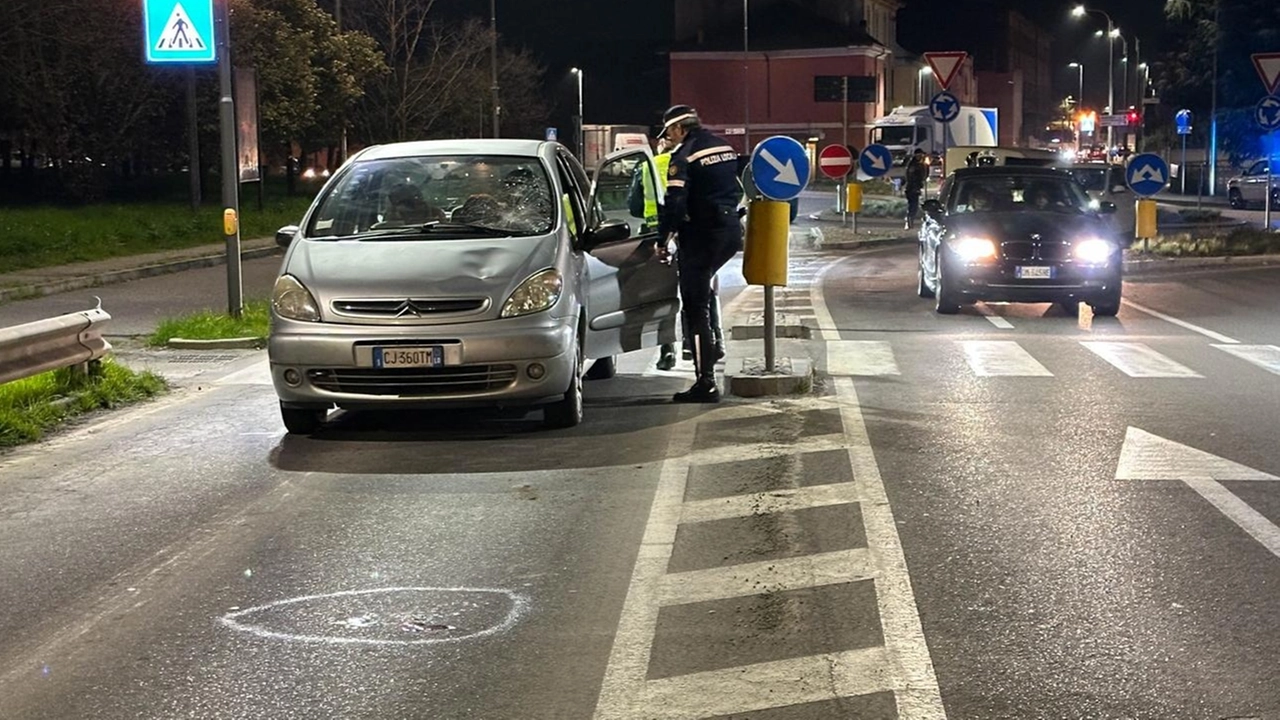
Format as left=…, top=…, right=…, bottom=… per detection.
left=4, top=248, right=1280, bottom=717
left=825, top=246, right=1280, bottom=718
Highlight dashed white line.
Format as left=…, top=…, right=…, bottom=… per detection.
left=1082, top=341, right=1202, bottom=378
left=962, top=340, right=1054, bottom=377
left=1213, top=344, right=1280, bottom=376
left=826, top=340, right=901, bottom=376
left=658, top=548, right=874, bottom=606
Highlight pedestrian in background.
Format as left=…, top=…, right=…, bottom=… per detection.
left=904, top=148, right=929, bottom=229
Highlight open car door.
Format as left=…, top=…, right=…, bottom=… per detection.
left=580, top=147, right=680, bottom=360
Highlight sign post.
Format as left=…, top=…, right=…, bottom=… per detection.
left=1252, top=53, right=1280, bottom=232
left=819, top=144, right=854, bottom=227
left=923, top=52, right=967, bottom=180
left=746, top=136, right=810, bottom=373
left=1126, top=153, right=1170, bottom=252
left=1176, top=109, right=1192, bottom=195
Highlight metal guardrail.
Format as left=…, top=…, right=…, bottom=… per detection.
left=0, top=304, right=112, bottom=385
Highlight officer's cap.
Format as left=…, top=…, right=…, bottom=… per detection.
left=660, top=104, right=699, bottom=138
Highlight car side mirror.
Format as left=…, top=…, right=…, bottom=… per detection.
left=922, top=199, right=942, bottom=216
left=276, top=225, right=300, bottom=248
left=582, top=219, right=631, bottom=249
left=1097, top=201, right=1117, bottom=215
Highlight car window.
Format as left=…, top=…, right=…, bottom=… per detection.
left=951, top=175, right=1092, bottom=214
left=306, top=155, right=554, bottom=237
left=1068, top=167, right=1108, bottom=192
left=1246, top=161, right=1268, bottom=177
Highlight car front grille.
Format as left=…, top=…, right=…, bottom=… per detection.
left=1001, top=240, right=1071, bottom=262
left=331, top=298, right=487, bottom=318
left=307, top=365, right=518, bottom=396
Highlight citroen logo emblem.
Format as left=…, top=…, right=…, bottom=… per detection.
left=394, top=300, right=422, bottom=318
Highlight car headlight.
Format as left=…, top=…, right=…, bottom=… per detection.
left=501, top=268, right=563, bottom=318
left=271, top=274, right=321, bottom=322
left=1074, top=238, right=1115, bottom=264
left=952, top=236, right=997, bottom=261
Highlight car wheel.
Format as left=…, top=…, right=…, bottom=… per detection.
left=1229, top=189, right=1245, bottom=210
left=544, top=343, right=584, bottom=429
left=584, top=355, right=616, bottom=380
left=917, top=257, right=935, bottom=299
left=1271, top=188, right=1280, bottom=209
left=934, top=258, right=961, bottom=315
left=1089, top=282, right=1122, bottom=317
left=280, top=404, right=325, bottom=435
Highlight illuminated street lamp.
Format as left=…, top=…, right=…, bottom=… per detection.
left=918, top=66, right=933, bottom=104
left=1073, top=4, right=1116, bottom=148
left=1068, top=62, right=1084, bottom=112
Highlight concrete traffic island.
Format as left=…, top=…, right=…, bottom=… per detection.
left=726, top=356, right=813, bottom=398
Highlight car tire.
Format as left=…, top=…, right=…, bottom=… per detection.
left=934, top=257, right=961, bottom=315
left=917, top=258, right=935, bottom=299
left=281, top=404, right=325, bottom=435
left=584, top=355, right=616, bottom=380
left=1089, top=282, right=1122, bottom=317
left=544, top=343, right=584, bottom=429
left=1271, top=188, right=1280, bottom=209
left=1229, top=189, right=1246, bottom=210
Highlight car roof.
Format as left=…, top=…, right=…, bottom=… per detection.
left=352, top=139, right=552, bottom=162
left=950, top=166, right=1071, bottom=179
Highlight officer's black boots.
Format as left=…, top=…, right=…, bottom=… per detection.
left=674, top=333, right=721, bottom=403
left=674, top=378, right=720, bottom=403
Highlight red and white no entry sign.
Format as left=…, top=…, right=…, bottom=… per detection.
left=818, top=144, right=854, bottom=179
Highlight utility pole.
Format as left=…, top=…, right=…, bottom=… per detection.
left=743, top=0, right=750, bottom=151
left=490, top=0, right=500, bottom=138
left=186, top=66, right=201, bottom=211
left=215, top=0, right=242, bottom=319
left=1208, top=1, right=1220, bottom=196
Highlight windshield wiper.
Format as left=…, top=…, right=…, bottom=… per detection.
left=417, top=221, right=521, bottom=235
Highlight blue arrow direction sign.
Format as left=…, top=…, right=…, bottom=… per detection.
left=750, top=135, right=810, bottom=202
left=929, top=91, right=961, bottom=124
left=1255, top=95, right=1280, bottom=131
left=145, top=0, right=216, bottom=64
left=859, top=144, right=894, bottom=178
left=1126, top=153, right=1170, bottom=197
left=1176, top=109, right=1193, bottom=136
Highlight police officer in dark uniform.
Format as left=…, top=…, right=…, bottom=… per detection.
left=658, top=104, right=743, bottom=403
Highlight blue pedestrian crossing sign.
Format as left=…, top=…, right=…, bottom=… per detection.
left=1254, top=95, right=1280, bottom=131
left=1125, top=153, right=1169, bottom=197
left=545, top=127, right=558, bottom=141
left=929, top=91, right=961, bottom=124
left=144, top=0, right=216, bottom=64
left=859, top=144, right=894, bottom=178
left=750, top=135, right=810, bottom=202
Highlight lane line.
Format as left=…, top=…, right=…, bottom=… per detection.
left=961, top=340, right=1054, bottom=377
left=635, top=648, right=898, bottom=719
left=834, top=375, right=947, bottom=719
left=593, top=424, right=697, bottom=720
left=811, top=257, right=847, bottom=341
left=976, top=306, right=1015, bottom=329
left=1212, top=344, right=1280, bottom=376
left=1081, top=341, right=1202, bottom=378
left=1184, top=477, right=1280, bottom=560
left=1121, top=299, right=1239, bottom=344
left=826, top=340, right=901, bottom=376
left=679, top=484, right=867, bottom=525
left=658, top=548, right=874, bottom=607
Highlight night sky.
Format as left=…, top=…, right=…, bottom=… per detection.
left=436, top=0, right=1170, bottom=131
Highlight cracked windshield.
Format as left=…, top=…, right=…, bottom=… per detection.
left=2, top=0, right=1280, bottom=718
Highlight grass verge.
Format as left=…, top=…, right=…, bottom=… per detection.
left=0, top=187, right=318, bottom=273
left=1141, top=228, right=1280, bottom=257
left=0, top=360, right=167, bottom=448
left=148, top=298, right=271, bottom=347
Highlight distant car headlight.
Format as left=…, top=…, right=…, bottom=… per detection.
left=1074, top=238, right=1115, bottom=264
left=271, top=274, right=321, bottom=322
left=952, top=236, right=998, bottom=261
left=501, top=268, right=563, bottom=318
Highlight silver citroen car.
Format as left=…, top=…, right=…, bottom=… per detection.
left=268, top=139, right=679, bottom=434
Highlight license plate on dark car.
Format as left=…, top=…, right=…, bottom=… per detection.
left=1015, top=266, right=1054, bottom=279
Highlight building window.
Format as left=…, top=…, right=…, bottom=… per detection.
left=814, top=76, right=877, bottom=103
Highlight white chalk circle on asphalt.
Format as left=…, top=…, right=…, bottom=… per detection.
left=219, top=586, right=529, bottom=646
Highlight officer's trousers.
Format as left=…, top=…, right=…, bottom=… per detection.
left=678, top=225, right=742, bottom=384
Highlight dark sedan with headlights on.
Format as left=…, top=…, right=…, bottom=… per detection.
left=916, top=166, right=1125, bottom=316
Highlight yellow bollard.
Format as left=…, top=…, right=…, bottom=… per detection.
left=1135, top=198, right=1157, bottom=239
left=846, top=182, right=863, bottom=213
left=743, top=199, right=790, bottom=286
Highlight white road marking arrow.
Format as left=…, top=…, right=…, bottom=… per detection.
left=760, top=149, right=800, bottom=186
left=1116, top=426, right=1280, bottom=559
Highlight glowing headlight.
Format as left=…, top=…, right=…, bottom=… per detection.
left=1074, top=238, right=1115, bottom=263
left=501, top=268, right=563, bottom=318
left=953, top=236, right=997, bottom=261
left=271, top=274, right=321, bottom=322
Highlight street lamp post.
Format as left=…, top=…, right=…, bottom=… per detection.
left=918, top=66, right=932, bottom=105
left=743, top=0, right=750, bottom=151
left=490, top=0, right=500, bottom=138
left=1073, top=5, right=1115, bottom=150
left=572, top=68, right=584, bottom=161
left=1068, top=62, right=1084, bottom=112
